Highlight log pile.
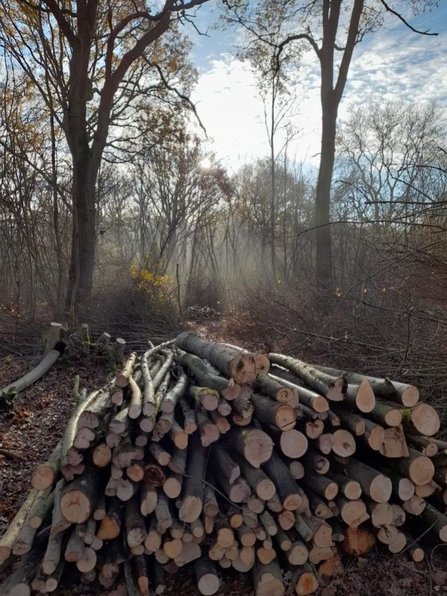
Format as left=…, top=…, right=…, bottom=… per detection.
left=1, top=330, right=447, bottom=596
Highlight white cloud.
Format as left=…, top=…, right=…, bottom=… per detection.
left=192, top=6, right=447, bottom=172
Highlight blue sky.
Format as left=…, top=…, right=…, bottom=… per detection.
left=182, top=1, right=447, bottom=171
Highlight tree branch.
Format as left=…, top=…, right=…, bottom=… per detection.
left=379, top=0, right=438, bottom=36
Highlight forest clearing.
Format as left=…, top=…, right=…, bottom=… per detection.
left=1, top=0, right=447, bottom=594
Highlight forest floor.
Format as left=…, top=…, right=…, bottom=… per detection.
left=0, top=314, right=446, bottom=595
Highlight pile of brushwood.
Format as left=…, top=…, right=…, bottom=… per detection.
left=1, top=330, right=447, bottom=596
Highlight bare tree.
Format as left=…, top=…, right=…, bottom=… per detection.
left=224, top=0, right=439, bottom=294
left=0, top=0, right=210, bottom=318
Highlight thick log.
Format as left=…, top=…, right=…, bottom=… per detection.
left=175, top=350, right=242, bottom=400
left=332, top=429, right=356, bottom=457
left=394, top=447, right=435, bottom=486
left=112, top=440, right=144, bottom=469
left=232, top=387, right=254, bottom=420
left=336, top=498, right=369, bottom=528
left=148, top=443, right=171, bottom=467
left=176, top=332, right=258, bottom=384
left=269, top=354, right=346, bottom=401
left=402, top=495, right=426, bottom=516
left=77, top=383, right=113, bottom=430
left=301, top=470, right=339, bottom=501
left=291, top=563, right=320, bottom=595
left=218, top=474, right=251, bottom=504
left=301, top=450, right=330, bottom=475
left=253, top=374, right=297, bottom=404
left=415, top=480, right=440, bottom=498
left=195, top=559, right=220, bottom=595
left=391, top=504, right=406, bottom=526
left=145, top=518, right=162, bottom=553
left=401, top=403, right=440, bottom=437
left=222, top=342, right=270, bottom=376
left=232, top=452, right=276, bottom=500
left=174, top=541, right=201, bottom=567
left=31, top=440, right=62, bottom=491
left=196, top=408, right=220, bottom=447
left=128, top=375, right=143, bottom=419
left=365, top=500, right=394, bottom=528
left=253, top=560, right=285, bottom=596
left=303, top=419, right=324, bottom=440
left=287, top=540, right=309, bottom=566
left=287, top=458, right=305, bottom=480
left=60, top=468, right=100, bottom=524
left=330, top=407, right=365, bottom=436
left=345, top=459, right=392, bottom=503
left=163, top=471, right=183, bottom=500
left=316, top=433, right=334, bottom=455
left=252, top=393, right=297, bottom=431
left=367, top=402, right=402, bottom=427
left=189, top=385, right=219, bottom=412
left=225, top=426, right=273, bottom=468
left=307, top=490, right=336, bottom=519
left=341, top=525, right=375, bottom=555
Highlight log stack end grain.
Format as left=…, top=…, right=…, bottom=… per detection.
left=1, top=330, right=447, bottom=596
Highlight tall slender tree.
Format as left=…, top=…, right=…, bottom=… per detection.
left=225, top=0, right=439, bottom=292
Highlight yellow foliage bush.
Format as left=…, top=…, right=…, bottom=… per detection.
left=130, top=264, right=174, bottom=307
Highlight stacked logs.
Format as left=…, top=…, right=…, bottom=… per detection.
left=1, top=331, right=447, bottom=596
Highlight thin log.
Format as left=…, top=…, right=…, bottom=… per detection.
left=179, top=436, right=206, bottom=523
left=0, top=349, right=61, bottom=401
left=161, top=370, right=189, bottom=414
left=232, top=452, right=276, bottom=500
left=0, top=489, right=38, bottom=564
left=268, top=353, right=346, bottom=401
left=262, top=450, right=304, bottom=511
left=311, top=365, right=419, bottom=407
left=115, top=352, right=137, bottom=388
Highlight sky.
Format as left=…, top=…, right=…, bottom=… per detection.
left=182, top=2, right=447, bottom=172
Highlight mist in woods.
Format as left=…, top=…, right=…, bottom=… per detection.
left=0, top=0, right=446, bottom=388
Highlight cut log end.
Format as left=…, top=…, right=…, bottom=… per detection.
left=355, top=379, right=375, bottom=413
